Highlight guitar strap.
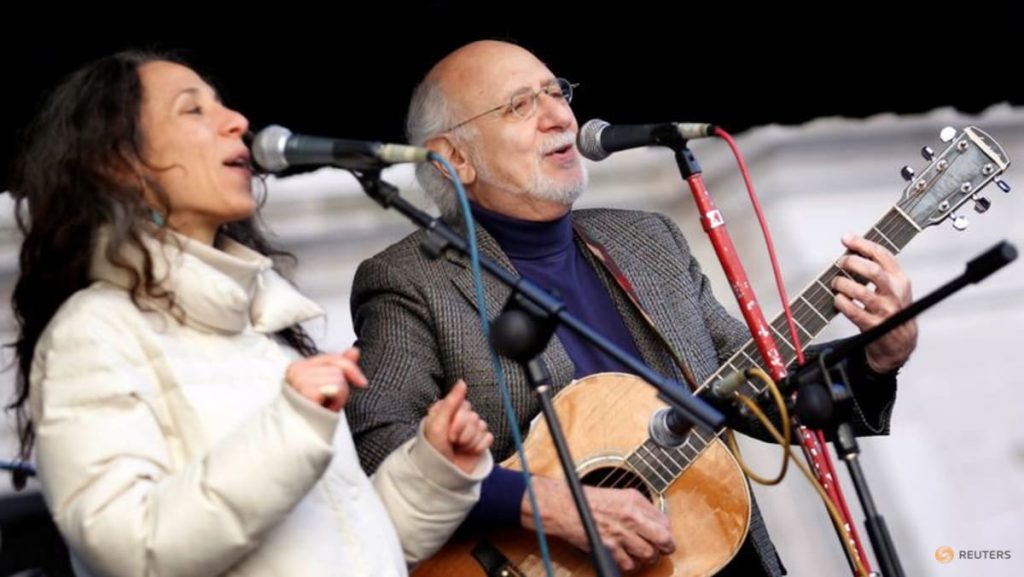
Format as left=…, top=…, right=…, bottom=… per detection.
left=573, top=221, right=702, bottom=392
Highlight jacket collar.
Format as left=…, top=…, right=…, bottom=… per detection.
left=90, top=227, right=323, bottom=334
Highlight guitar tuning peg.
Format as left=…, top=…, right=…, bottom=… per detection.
left=921, top=146, right=935, bottom=161
left=995, top=177, right=1011, bottom=193
left=950, top=213, right=969, bottom=231
left=972, top=195, right=992, bottom=213
left=939, top=126, right=958, bottom=143
left=900, top=166, right=915, bottom=182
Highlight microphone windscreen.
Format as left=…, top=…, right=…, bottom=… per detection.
left=252, top=125, right=293, bottom=172
left=577, top=119, right=611, bottom=161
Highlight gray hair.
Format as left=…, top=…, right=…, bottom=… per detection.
left=406, top=75, right=468, bottom=216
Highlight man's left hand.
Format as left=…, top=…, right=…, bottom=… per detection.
left=831, top=233, right=918, bottom=373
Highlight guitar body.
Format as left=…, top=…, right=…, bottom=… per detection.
left=414, top=373, right=751, bottom=577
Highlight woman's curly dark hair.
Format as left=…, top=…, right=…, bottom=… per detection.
left=6, top=50, right=318, bottom=464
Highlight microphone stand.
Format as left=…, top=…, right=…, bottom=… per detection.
left=669, top=136, right=872, bottom=574
left=490, top=293, right=620, bottom=577
left=351, top=169, right=724, bottom=431
left=784, top=240, right=1018, bottom=577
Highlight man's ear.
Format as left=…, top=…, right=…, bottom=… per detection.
left=425, top=134, right=476, bottom=186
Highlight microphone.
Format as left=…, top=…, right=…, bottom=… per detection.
left=251, top=125, right=429, bottom=172
left=648, top=370, right=759, bottom=448
left=577, top=119, right=716, bottom=161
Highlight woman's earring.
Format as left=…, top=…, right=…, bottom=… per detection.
left=150, top=209, right=165, bottom=228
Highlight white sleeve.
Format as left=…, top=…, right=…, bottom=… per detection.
left=371, top=421, right=493, bottom=564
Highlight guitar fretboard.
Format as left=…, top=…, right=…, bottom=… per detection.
left=624, top=207, right=921, bottom=493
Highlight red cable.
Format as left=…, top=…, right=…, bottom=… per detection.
left=713, top=126, right=872, bottom=574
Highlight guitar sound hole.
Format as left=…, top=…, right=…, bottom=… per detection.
left=580, top=466, right=653, bottom=502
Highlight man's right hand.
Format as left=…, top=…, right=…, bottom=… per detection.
left=521, top=475, right=675, bottom=572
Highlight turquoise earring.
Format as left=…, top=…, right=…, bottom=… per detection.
left=150, top=209, right=165, bottom=228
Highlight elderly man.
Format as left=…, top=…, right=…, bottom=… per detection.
left=348, top=40, right=917, bottom=576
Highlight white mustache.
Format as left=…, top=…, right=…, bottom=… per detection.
left=540, top=132, right=576, bottom=156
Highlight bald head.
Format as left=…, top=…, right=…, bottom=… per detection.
left=407, top=40, right=585, bottom=220
left=426, top=41, right=551, bottom=118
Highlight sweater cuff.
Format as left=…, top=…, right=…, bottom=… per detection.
left=843, top=347, right=899, bottom=435
left=466, top=466, right=528, bottom=527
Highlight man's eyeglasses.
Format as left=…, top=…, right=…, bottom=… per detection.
left=445, top=78, right=578, bottom=132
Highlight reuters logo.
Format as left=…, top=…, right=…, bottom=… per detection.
left=935, top=546, right=955, bottom=564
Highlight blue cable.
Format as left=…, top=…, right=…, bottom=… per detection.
left=427, top=152, right=554, bottom=576
left=0, top=460, right=36, bottom=475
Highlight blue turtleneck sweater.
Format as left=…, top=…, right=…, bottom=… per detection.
left=468, top=202, right=645, bottom=526
left=471, top=202, right=644, bottom=377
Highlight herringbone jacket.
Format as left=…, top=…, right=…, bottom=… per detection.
left=349, top=208, right=898, bottom=576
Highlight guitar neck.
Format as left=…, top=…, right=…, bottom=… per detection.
left=700, top=206, right=922, bottom=397
left=626, top=207, right=924, bottom=491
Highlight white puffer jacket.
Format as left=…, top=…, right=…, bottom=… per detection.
left=30, top=229, right=491, bottom=577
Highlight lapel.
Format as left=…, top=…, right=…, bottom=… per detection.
left=443, top=216, right=576, bottom=388
left=573, top=211, right=719, bottom=385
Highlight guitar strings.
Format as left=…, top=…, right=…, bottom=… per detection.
left=585, top=210, right=918, bottom=503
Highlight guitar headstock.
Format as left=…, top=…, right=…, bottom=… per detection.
left=896, top=126, right=1011, bottom=230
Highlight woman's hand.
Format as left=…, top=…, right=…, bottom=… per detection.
left=423, top=380, right=493, bottom=473
left=285, top=347, right=368, bottom=412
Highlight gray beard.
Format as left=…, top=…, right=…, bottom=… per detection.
left=472, top=151, right=589, bottom=208
left=523, top=166, right=588, bottom=206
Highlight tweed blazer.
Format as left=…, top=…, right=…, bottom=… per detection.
left=349, top=208, right=898, bottom=576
